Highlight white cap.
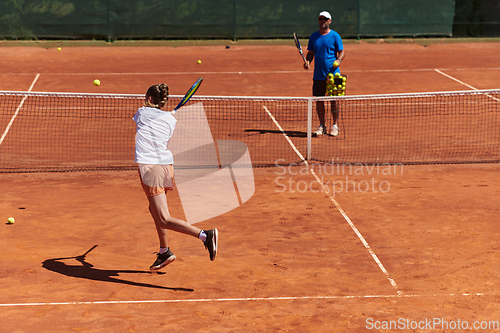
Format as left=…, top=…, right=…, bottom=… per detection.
left=318, top=11, right=331, bottom=20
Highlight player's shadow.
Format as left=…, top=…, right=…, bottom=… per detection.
left=42, top=245, right=193, bottom=292
left=245, top=129, right=307, bottom=137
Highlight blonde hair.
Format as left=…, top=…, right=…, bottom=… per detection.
left=144, top=83, right=169, bottom=109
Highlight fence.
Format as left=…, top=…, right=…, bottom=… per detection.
left=0, top=0, right=458, bottom=40
left=453, top=0, right=500, bottom=37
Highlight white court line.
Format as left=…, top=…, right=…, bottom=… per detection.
left=0, top=74, right=40, bottom=147
left=308, top=169, right=402, bottom=295
left=262, top=105, right=402, bottom=295
left=1, top=67, right=500, bottom=76
left=435, top=69, right=500, bottom=102
left=434, top=69, right=479, bottom=90
left=0, top=292, right=495, bottom=307
left=262, top=106, right=306, bottom=161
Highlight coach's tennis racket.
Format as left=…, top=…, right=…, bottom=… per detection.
left=173, top=77, right=203, bottom=112
left=293, top=33, right=307, bottom=64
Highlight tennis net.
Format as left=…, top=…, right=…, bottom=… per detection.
left=1, top=89, right=499, bottom=172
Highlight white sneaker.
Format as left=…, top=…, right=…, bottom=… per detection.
left=313, top=125, right=326, bottom=136
left=331, top=124, right=339, bottom=137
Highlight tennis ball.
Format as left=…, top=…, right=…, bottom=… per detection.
left=57, top=47, right=61, bottom=51
left=335, top=73, right=341, bottom=78
left=93, top=79, right=100, bottom=86
left=197, top=60, right=201, bottom=64
left=7, top=217, right=15, bottom=224
left=333, top=60, right=339, bottom=67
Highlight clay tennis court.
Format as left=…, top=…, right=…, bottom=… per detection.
left=1, top=40, right=500, bottom=331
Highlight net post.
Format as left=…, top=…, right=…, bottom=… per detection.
left=307, top=98, right=312, bottom=161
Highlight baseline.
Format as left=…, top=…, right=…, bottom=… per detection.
left=0, top=292, right=495, bottom=308
left=1, top=67, right=500, bottom=76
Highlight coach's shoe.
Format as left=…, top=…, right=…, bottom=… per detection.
left=313, top=125, right=326, bottom=136
left=331, top=124, right=339, bottom=137
left=150, top=248, right=176, bottom=271
left=203, top=228, right=218, bottom=261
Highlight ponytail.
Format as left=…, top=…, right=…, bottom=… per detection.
left=144, top=84, right=169, bottom=109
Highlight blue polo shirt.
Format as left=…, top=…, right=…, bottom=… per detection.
left=307, top=30, right=343, bottom=80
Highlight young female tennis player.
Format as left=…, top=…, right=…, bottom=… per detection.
left=133, top=83, right=218, bottom=270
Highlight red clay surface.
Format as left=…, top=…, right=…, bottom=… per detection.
left=1, top=40, right=500, bottom=332
left=1, top=41, right=500, bottom=96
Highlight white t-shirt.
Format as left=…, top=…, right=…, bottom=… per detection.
left=133, top=106, right=177, bottom=165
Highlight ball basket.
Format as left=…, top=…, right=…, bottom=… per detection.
left=326, top=73, right=347, bottom=96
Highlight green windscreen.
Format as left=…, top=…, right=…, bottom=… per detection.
left=0, top=0, right=456, bottom=40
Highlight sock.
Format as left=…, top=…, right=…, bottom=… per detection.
left=159, top=247, right=169, bottom=254
left=198, top=230, right=207, bottom=242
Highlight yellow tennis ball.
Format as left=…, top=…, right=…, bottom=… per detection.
left=197, top=60, right=201, bottom=64
left=333, top=60, right=339, bottom=67
left=7, top=217, right=15, bottom=224
left=93, top=79, right=100, bottom=86
left=57, top=47, right=61, bottom=51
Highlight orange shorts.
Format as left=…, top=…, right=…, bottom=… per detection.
left=138, top=164, right=175, bottom=197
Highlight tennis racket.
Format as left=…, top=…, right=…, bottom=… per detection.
left=293, top=33, right=307, bottom=64
left=173, top=77, right=203, bottom=112
left=74, top=245, right=98, bottom=263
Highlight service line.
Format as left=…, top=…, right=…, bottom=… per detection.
left=435, top=69, right=500, bottom=102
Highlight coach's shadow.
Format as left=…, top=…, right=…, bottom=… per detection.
left=42, top=246, right=193, bottom=292
left=245, top=129, right=307, bottom=137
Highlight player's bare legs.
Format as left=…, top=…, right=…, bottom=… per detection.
left=313, top=100, right=327, bottom=135
left=315, top=100, right=340, bottom=136
left=331, top=101, right=339, bottom=125
left=147, top=192, right=218, bottom=269
left=148, top=202, right=169, bottom=248
left=316, top=100, right=326, bottom=125
left=148, top=193, right=201, bottom=238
